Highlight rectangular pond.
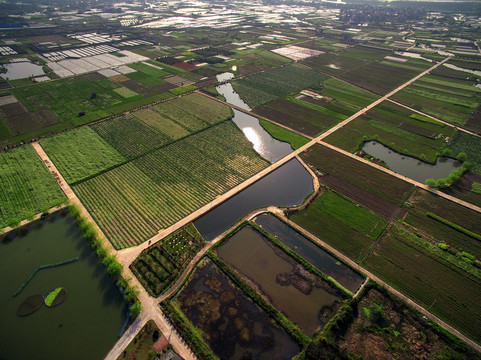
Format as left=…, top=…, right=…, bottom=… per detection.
left=254, top=213, right=364, bottom=293
left=0, top=210, right=127, bottom=360
left=174, top=258, right=300, bottom=359
left=217, top=226, right=342, bottom=336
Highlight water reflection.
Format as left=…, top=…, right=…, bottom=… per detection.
left=194, top=158, right=313, bottom=240
left=216, top=72, right=293, bottom=162
left=362, top=141, right=460, bottom=183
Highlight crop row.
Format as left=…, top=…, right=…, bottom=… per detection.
left=90, top=115, right=170, bottom=158
left=72, top=121, right=269, bottom=248
left=0, top=145, right=66, bottom=228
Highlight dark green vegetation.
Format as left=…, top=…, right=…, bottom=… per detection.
left=0, top=145, right=66, bottom=229
left=258, top=119, right=310, bottom=149
left=74, top=120, right=268, bottom=249
left=126, top=63, right=168, bottom=86
left=298, top=143, right=414, bottom=218
left=255, top=78, right=378, bottom=137
left=362, top=223, right=481, bottom=344
left=118, top=320, right=164, bottom=360
left=131, top=224, right=205, bottom=296
left=163, top=258, right=301, bottom=360
left=291, top=190, right=388, bottom=262
left=393, top=66, right=481, bottom=127
left=231, top=63, right=328, bottom=108
left=325, top=101, right=456, bottom=163
left=302, top=45, right=430, bottom=94
left=304, top=284, right=480, bottom=360
left=404, top=188, right=481, bottom=260
left=448, top=131, right=481, bottom=175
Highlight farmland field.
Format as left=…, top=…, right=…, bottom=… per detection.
left=91, top=115, right=170, bottom=158
left=324, top=101, right=456, bottom=162
left=73, top=121, right=269, bottom=248
left=255, top=78, right=378, bottom=137
left=131, top=224, right=205, bottom=296
left=231, top=63, right=328, bottom=108
left=392, top=66, right=481, bottom=126
left=40, top=127, right=126, bottom=184
left=362, top=223, right=481, bottom=344
left=126, top=62, right=169, bottom=86
left=403, top=188, right=481, bottom=258
left=0, top=145, right=66, bottom=228
left=300, top=144, right=414, bottom=207
left=448, top=131, right=481, bottom=174
left=290, top=191, right=387, bottom=261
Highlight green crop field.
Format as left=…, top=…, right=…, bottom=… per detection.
left=127, top=63, right=169, bottom=86
left=131, top=224, right=205, bottom=296
left=448, top=131, right=481, bottom=174
left=324, top=101, right=456, bottom=162
left=91, top=115, right=170, bottom=159
left=73, top=121, right=269, bottom=249
left=300, top=144, right=414, bottom=206
left=258, top=119, right=310, bottom=149
left=232, top=63, right=329, bottom=108
left=404, top=188, right=481, bottom=258
left=393, top=67, right=481, bottom=126
left=290, top=190, right=387, bottom=261
left=0, top=145, right=66, bottom=228
left=362, top=224, right=481, bottom=344
left=40, top=127, right=126, bottom=184
left=12, top=74, right=134, bottom=124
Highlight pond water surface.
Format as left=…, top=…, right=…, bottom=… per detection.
left=362, top=141, right=460, bottom=183
left=1, top=62, right=45, bottom=80
left=217, top=226, right=341, bottom=336
left=194, top=158, right=314, bottom=241
left=254, top=213, right=364, bottom=293
left=175, top=259, right=300, bottom=359
left=0, top=210, right=126, bottom=360
left=216, top=72, right=293, bottom=162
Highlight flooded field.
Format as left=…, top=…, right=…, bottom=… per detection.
left=254, top=213, right=364, bottom=293
left=0, top=210, right=126, bottom=360
left=175, top=259, right=300, bottom=359
left=194, top=158, right=314, bottom=241
left=217, top=226, right=342, bottom=336
left=362, top=141, right=460, bottom=183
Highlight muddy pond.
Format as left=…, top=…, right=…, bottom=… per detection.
left=0, top=210, right=126, bottom=360
left=254, top=213, right=364, bottom=293
left=194, top=158, right=314, bottom=241
left=217, top=226, right=342, bottom=336
left=175, top=258, right=300, bottom=359
left=362, top=141, right=460, bottom=183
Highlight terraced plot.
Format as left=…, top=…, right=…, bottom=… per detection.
left=393, top=66, right=481, bottom=126
left=0, top=145, right=66, bottom=228
left=73, top=121, right=269, bottom=249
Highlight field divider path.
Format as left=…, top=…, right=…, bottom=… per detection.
left=317, top=140, right=481, bottom=214
left=276, top=212, right=481, bottom=353
left=32, top=142, right=197, bottom=360
left=31, top=142, right=119, bottom=254
left=387, top=98, right=481, bottom=139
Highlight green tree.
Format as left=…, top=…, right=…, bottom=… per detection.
left=107, top=260, right=123, bottom=277
left=456, top=152, right=467, bottom=162
left=425, top=178, right=436, bottom=187
left=130, top=300, right=142, bottom=318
